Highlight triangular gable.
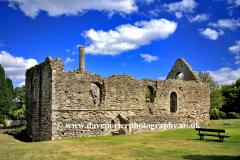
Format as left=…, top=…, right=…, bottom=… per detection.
left=166, top=58, right=202, bottom=82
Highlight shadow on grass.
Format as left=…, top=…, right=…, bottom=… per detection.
left=188, top=138, right=226, bottom=142
left=183, top=155, right=240, bottom=160
left=10, top=129, right=32, bottom=142
left=12, top=133, right=31, bottom=142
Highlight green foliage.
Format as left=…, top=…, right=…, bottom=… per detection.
left=219, top=111, right=226, bottom=119
left=0, top=64, right=14, bottom=124
left=3, top=119, right=8, bottom=127
left=221, top=78, right=240, bottom=115
left=4, top=127, right=24, bottom=135
left=210, top=89, right=225, bottom=110
left=228, top=112, right=240, bottom=119
left=197, top=71, right=225, bottom=117
left=210, top=108, right=220, bottom=119
left=197, top=71, right=220, bottom=92
left=9, top=85, right=26, bottom=119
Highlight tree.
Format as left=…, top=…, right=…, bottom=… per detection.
left=0, top=64, right=7, bottom=124
left=197, top=71, right=225, bottom=119
left=197, top=71, right=220, bottom=92
left=9, top=85, right=26, bottom=120
left=210, top=89, right=225, bottom=110
left=0, top=64, right=14, bottom=123
left=221, top=79, right=240, bottom=115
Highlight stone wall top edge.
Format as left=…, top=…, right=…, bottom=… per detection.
left=26, top=56, right=63, bottom=73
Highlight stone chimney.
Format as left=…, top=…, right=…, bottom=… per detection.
left=79, top=46, right=85, bottom=72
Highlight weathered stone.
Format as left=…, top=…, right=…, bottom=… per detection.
left=25, top=48, right=210, bottom=142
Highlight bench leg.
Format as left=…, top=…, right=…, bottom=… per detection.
left=200, top=135, right=204, bottom=140
left=219, top=137, right=224, bottom=142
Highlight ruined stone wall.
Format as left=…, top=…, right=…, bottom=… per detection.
left=26, top=57, right=210, bottom=141
left=25, top=57, right=63, bottom=141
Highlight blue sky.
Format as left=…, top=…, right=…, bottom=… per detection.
left=0, top=0, right=240, bottom=88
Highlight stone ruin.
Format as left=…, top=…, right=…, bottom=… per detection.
left=25, top=47, right=210, bottom=141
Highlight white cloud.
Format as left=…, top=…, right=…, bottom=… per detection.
left=140, top=0, right=154, bottom=4
left=66, top=49, right=70, bottom=53
left=229, top=40, right=240, bottom=65
left=235, top=61, right=240, bottom=64
left=0, top=51, right=38, bottom=81
left=199, top=28, right=224, bottom=40
left=7, top=0, right=138, bottom=19
left=207, top=67, right=240, bottom=85
left=188, top=14, right=210, bottom=23
left=72, top=52, right=78, bottom=55
left=158, top=77, right=166, bottom=81
left=17, top=81, right=25, bottom=87
left=175, top=12, right=183, bottom=19
left=81, top=19, right=177, bottom=55
left=0, top=43, right=4, bottom=47
left=235, top=55, right=240, bottom=60
left=163, top=0, right=198, bottom=18
left=208, top=18, right=240, bottom=30
left=140, top=53, right=159, bottom=62
left=121, top=63, right=127, bottom=66
left=229, top=40, right=240, bottom=55
left=65, top=57, right=75, bottom=63
left=228, top=0, right=240, bottom=6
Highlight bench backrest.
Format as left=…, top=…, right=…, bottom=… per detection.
left=195, top=128, right=225, bottom=133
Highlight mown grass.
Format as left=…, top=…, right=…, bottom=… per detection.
left=0, top=119, right=240, bottom=159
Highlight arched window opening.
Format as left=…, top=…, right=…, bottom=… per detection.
left=176, top=72, right=184, bottom=81
left=145, top=86, right=154, bottom=103
left=90, top=82, right=103, bottom=105
left=170, top=92, right=177, bottom=112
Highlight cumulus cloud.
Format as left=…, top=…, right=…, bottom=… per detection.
left=140, top=53, right=159, bottom=62
left=175, top=12, right=183, bottom=19
left=158, top=77, right=166, bottom=81
left=228, top=0, right=240, bottom=6
left=7, top=0, right=138, bottom=19
left=229, top=40, right=240, bottom=55
left=81, top=19, right=177, bottom=55
left=235, top=61, right=240, bottom=64
left=188, top=14, right=210, bottom=23
left=148, top=8, right=160, bottom=17
left=65, top=57, right=75, bottom=63
left=199, top=28, right=224, bottom=40
left=208, top=18, right=240, bottom=30
left=17, top=81, right=25, bottom=87
left=235, top=55, right=240, bottom=60
left=163, top=0, right=198, bottom=18
left=140, top=0, right=154, bottom=4
left=66, top=49, right=70, bottom=53
left=229, top=40, right=240, bottom=65
left=0, top=51, right=38, bottom=81
left=207, top=67, right=240, bottom=85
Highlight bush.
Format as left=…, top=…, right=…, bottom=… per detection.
left=219, top=111, right=226, bottom=119
left=210, top=108, right=220, bottom=119
left=3, top=119, right=8, bottom=127
left=228, top=112, right=240, bottom=119
left=4, top=127, right=23, bottom=135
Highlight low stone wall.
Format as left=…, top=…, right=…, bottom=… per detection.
left=0, top=120, right=26, bottom=127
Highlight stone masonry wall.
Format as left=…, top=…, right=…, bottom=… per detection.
left=26, top=57, right=210, bottom=141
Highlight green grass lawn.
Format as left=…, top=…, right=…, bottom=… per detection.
left=0, top=119, right=240, bottom=160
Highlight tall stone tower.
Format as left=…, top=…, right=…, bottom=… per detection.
left=78, top=46, right=85, bottom=72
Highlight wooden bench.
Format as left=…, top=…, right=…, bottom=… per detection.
left=195, top=128, right=230, bottom=142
